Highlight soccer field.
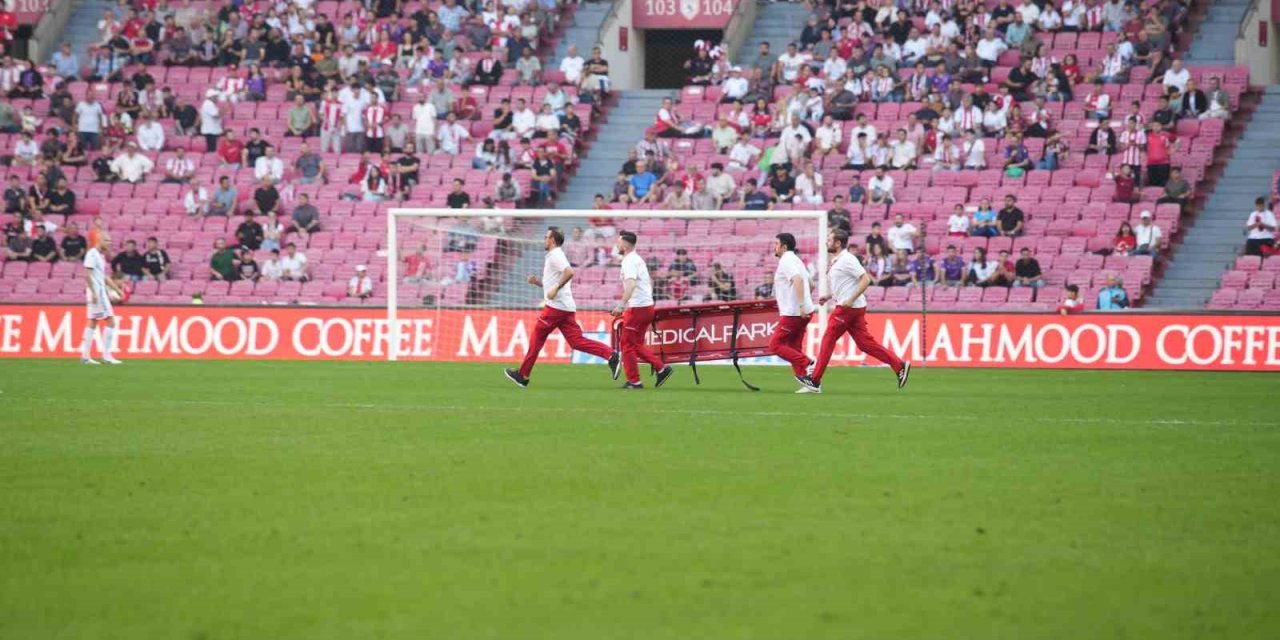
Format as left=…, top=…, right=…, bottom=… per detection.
left=1, top=360, right=1277, bottom=639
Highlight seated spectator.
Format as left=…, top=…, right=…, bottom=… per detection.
left=1244, top=197, right=1277, bottom=256
left=1012, top=248, right=1044, bottom=289
left=260, top=249, right=284, bottom=282
left=385, top=115, right=410, bottom=153
left=886, top=214, right=918, bottom=253
left=1058, top=284, right=1083, bottom=315
left=216, top=130, right=244, bottom=169
left=653, top=97, right=706, bottom=138
left=1204, top=77, right=1231, bottom=119
left=46, top=179, right=76, bottom=220
left=964, top=247, right=1001, bottom=287
left=12, top=131, right=39, bottom=167
left=1002, top=133, right=1033, bottom=174
left=287, top=194, right=321, bottom=241
left=908, top=250, right=935, bottom=286
left=868, top=167, right=895, bottom=206
left=827, top=196, right=852, bottom=233
left=865, top=244, right=892, bottom=287
left=109, top=143, right=154, bottom=183
left=111, top=239, right=146, bottom=282
left=30, top=226, right=58, bottom=262
left=286, top=96, right=316, bottom=137
left=1096, top=275, right=1130, bottom=310
left=1099, top=221, right=1137, bottom=257
left=135, top=113, right=165, bottom=151
left=1157, top=167, right=1192, bottom=211
left=947, top=204, right=970, bottom=237
left=162, top=147, right=195, bottom=184
left=847, top=176, right=867, bottom=206
left=437, top=112, right=471, bottom=155
left=233, top=211, right=262, bottom=251
left=142, top=237, right=171, bottom=281
left=4, top=228, right=32, bottom=261
left=293, top=143, right=327, bottom=185
left=628, top=159, right=658, bottom=203
left=938, top=245, right=966, bottom=286
left=280, top=242, right=309, bottom=281
left=1133, top=209, right=1163, bottom=255
left=59, top=222, right=87, bottom=261
left=530, top=147, right=558, bottom=204
left=708, top=263, right=737, bottom=301
left=349, top=265, right=374, bottom=299
left=997, top=195, right=1025, bottom=237
left=889, top=249, right=913, bottom=286
left=515, top=47, right=542, bottom=86
left=234, top=247, right=260, bottom=282
left=741, top=178, right=772, bottom=210
left=250, top=176, right=279, bottom=216
left=254, top=146, right=286, bottom=185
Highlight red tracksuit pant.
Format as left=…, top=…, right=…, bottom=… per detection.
left=769, top=314, right=813, bottom=377
left=812, top=306, right=904, bottom=385
left=518, top=307, right=613, bottom=377
left=620, top=305, right=665, bottom=383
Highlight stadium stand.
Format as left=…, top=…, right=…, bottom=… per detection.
left=576, top=0, right=1248, bottom=311
left=1, top=0, right=599, bottom=307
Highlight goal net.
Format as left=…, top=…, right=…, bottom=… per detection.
left=384, top=208, right=827, bottom=363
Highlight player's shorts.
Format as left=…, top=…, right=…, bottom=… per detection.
left=86, top=296, right=114, bottom=320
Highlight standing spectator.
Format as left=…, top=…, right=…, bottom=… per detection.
left=1145, top=121, right=1177, bottom=187
left=280, top=243, right=309, bottom=281
left=198, top=89, right=224, bottom=152
left=1133, top=210, right=1163, bottom=255
left=143, top=237, right=171, bottom=280
left=1096, top=275, right=1130, bottom=310
left=1244, top=198, right=1277, bottom=256
left=348, top=265, right=374, bottom=299
left=385, top=114, right=410, bottom=153
left=363, top=93, right=388, bottom=153
left=318, top=90, right=344, bottom=154
left=1012, top=248, right=1044, bottom=289
left=74, top=89, right=109, bottom=150
left=338, top=79, right=371, bottom=152
left=411, top=93, right=437, bottom=154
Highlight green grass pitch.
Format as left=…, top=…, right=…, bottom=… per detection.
left=1, top=359, right=1277, bottom=639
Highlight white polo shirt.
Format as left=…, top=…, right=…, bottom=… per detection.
left=619, top=251, right=654, bottom=307
left=774, top=251, right=815, bottom=316
left=828, top=250, right=868, bottom=309
left=543, top=246, right=575, bottom=312
left=1246, top=209, right=1277, bottom=240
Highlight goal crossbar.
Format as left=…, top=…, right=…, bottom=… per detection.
left=385, top=208, right=829, bottom=362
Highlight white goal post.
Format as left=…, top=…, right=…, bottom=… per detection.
left=385, top=208, right=828, bottom=362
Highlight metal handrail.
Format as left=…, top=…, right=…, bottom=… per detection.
left=1236, top=0, right=1262, bottom=41
left=594, top=0, right=624, bottom=50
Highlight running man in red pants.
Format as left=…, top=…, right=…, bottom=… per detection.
left=505, top=227, right=620, bottom=388
left=770, top=233, right=819, bottom=391
left=610, top=231, right=675, bottom=390
left=799, top=229, right=910, bottom=394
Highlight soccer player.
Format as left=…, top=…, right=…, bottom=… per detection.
left=610, top=231, right=674, bottom=390
left=80, top=232, right=123, bottom=365
left=505, top=227, right=620, bottom=388
left=770, top=233, right=817, bottom=391
left=800, top=229, right=910, bottom=393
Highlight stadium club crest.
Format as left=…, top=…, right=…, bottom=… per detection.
left=680, top=0, right=700, bottom=20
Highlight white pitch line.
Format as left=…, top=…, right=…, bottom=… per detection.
left=2, top=396, right=1275, bottom=428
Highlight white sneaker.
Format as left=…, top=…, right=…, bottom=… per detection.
left=102, top=357, right=123, bottom=365
left=795, top=386, right=822, bottom=394
left=81, top=358, right=100, bottom=365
